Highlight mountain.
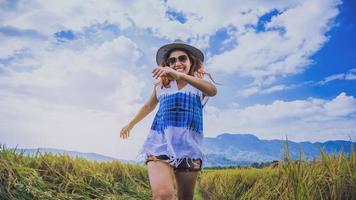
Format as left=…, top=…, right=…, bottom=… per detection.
left=9, top=133, right=354, bottom=168
left=12, top=148, right=136, bottom=164
left=202, top=133, right=355, bottom=167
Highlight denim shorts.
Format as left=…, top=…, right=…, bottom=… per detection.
left=145, top=155, right=202, bottom=172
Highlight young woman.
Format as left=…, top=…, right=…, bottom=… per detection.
left=120, top=39, right=217, bottom=200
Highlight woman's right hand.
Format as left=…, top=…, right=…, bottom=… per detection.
left=152, top=66, right=181, bottom=80
left=120, top=123, right=133, bottom=140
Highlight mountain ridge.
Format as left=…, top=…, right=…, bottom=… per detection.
left=12, top=147, right=135, bottom=164
left=8, top=133, right=354, bottom=167
left=202, top=133, right=355, bottom=167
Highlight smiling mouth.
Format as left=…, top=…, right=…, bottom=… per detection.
left=174, top=66, right=185, bottom=71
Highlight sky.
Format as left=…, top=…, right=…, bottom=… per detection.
left=0, top=0, right=355, bottom=160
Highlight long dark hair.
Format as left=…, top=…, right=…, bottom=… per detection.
left=157, top=48, right=216, bottom=88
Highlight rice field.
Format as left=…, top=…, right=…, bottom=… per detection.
left=198, top=145, right=356, bottom=200
left=0, top=145, right=151, bottom=199
left=1, top=144, right=355, bottom=199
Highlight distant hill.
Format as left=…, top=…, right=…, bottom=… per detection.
left=12, top=148, right=136, bottom=164
left=10, top=133, right=355, bottom=168
left=203, top=133, right=355, bottom=167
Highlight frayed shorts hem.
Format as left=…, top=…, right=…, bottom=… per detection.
left=145, top=155, right=202, bottom=172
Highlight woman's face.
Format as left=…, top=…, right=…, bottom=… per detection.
left=167, top=50, right=191, bottom=75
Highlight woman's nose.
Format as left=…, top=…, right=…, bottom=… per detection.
left=174, top=61, right=184, bottom=66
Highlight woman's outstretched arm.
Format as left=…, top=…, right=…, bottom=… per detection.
left=120, top=87, right=158, bottom=139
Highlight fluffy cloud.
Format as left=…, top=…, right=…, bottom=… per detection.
left=204, top=92, right=356, bottom=142
left=0, top=0, right=132, bottom=34
left=0, top=33, right=148, bottom=159
left=207, top=0, right=341, bottom=86
left=1, top=35, right=144, bottom=112
left=0, top=89, right=152, bottom=160
left=0, top=26, right=50, bottom=58
left=1, top=0, right=341, bottom=72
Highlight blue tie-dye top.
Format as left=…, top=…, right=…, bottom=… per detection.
left=151, top=88, right=203, bottom=134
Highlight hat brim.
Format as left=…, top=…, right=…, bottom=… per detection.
left=156, top=43, right=204, bottom=65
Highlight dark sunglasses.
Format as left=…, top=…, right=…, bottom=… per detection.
left=167, top=55, right=188, bottom=65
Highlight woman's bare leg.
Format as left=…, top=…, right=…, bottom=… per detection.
left=147, top=161, right=177, bottom=200
left=174, top=170, right=199, bottom=200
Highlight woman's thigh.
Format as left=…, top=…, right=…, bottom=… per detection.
left=147, top=161, right=176, bottom=196
left=174, top=170, right=199, bottom=200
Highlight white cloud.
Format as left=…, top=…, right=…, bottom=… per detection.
left=0, top=27, right=51, bottom=58
left=323, top=73, right=345, bottom=83
left=204, top=92, right=356, bottom=142
left=0, top=90, right=153, bottom=160
left=1, top=0, right=133, bottom=34
left=239, top=86, right=260, bottom=97
left=345, top=73, right=356, bottom=80
left=1, top=0, right=341, bottom=66
left=0, top=33, right=150, bottom=160
left=317, top=68, right=356, bottom=85
left=239, top=81, right=311, bottom=97
left=1, top=35, right=145, bottom=112
left=324, top=92, right=356, bottom=117
left=260, top=84, right=291, bottom=94
left=207, top=0, right=341, bottom=85
left=239, top=67, right=356, bottom=97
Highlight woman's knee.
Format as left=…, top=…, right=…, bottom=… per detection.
left=152, top=188, right=176, bottom=200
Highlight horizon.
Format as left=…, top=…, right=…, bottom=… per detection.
left=3, top=132, right=355, bottom=161
left=0, top=0, right=355, bottom=160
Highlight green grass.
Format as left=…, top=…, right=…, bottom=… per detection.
left=1, top=144, right=355, bottom=199
left=193, top=177, right=204, bottom=200
left=0, top=145, right=151, bottom=199
left=198, top=145, right=356, bottom=200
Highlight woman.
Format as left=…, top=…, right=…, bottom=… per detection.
left=120, top=39, right=217, bottom=200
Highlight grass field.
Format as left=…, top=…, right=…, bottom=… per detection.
left=198, top=145, right=356, bottom=200
left=1, top=144, right=355, bottom=199
left=0, top=145, right=151, bottom=199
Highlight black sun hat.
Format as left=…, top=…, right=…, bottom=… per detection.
left=155, top=39, right=204, bottom=65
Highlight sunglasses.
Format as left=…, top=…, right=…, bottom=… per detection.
left=167, top=55, right=188, bottom=65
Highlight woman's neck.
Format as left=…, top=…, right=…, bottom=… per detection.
left=176, top=79, right=187, bottom=89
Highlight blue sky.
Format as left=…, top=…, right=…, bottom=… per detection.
left=0, top=0, right=355, bottom=160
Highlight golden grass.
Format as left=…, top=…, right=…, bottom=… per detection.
left=198, top=145, right=356, bottom=200
left=1, top=144, right=355, bottom=199
left=0, top=145, right=150, bottom=199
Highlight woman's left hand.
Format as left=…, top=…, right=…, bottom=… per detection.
left=152, top=66, right=182, bottom=80
left=120, top=123, right=133, bottom=140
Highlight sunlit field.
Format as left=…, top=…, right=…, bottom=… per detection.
left=199, top=145, right=356, bottom=200
left=1, top=144, right=355, bottom=200
left=0, top=145, right=150, bottom=199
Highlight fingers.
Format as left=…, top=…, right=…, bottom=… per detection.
left=121, top=131, right=129, bottom=139
left=152, top=67, right=171, bottom=79
left=152, top=68, right=160, bottom=79
left=152, top=67, right=163, bottom=75
left=155, top=71, right=164, bottom=79
left=152, top=70, right=164, bottom=79
left=194, top=71, right=203, bottom=79
left=152, top=67, right=158, bottom=74
left=120, top=128, right=130, bottom=140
